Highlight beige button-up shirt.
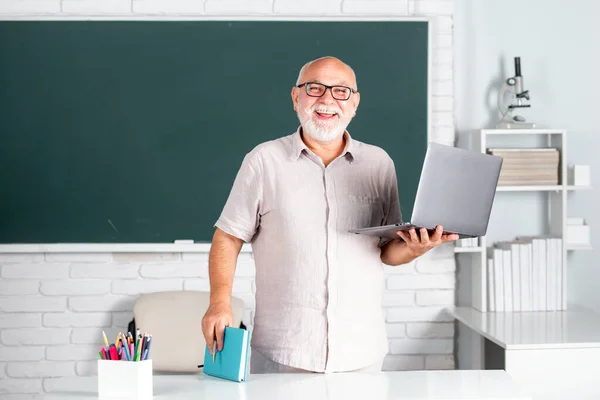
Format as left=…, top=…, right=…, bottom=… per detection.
left=215, top=128, right=402, bottom=372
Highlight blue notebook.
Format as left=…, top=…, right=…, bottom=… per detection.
left=203, top=326, right=250, bottom=382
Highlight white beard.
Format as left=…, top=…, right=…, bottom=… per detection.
left=297, top=105, right=350, bottom=143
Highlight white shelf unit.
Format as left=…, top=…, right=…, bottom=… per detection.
left=451, top=128, right=597, bottom=399
left=454, top=128, right=592, bottom=313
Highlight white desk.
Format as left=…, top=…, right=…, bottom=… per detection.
left=43, top=370, right=531, bottom=399
left=449, top=306, right=600, bottom=399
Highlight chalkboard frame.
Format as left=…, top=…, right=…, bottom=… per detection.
left=0, top=16, right=432, bottom=252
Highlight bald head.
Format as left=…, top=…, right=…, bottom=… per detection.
left=295, top=56, right=358, bottom=91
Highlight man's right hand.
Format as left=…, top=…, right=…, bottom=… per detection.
left=202, top=301, right=233, bottom=354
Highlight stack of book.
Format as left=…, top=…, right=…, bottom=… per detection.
left=486, top=236, right=563, bottom=312
left=488, top=148, right=560, bottom=185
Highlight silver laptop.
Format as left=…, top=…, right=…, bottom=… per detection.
left=349, top=142, right=503, bottom=239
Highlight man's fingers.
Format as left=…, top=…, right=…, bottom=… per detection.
left=203, top=321, right=215, bottom=354
left=443, top=233, right=460, bottom=242
left=419, top=228, right=430, bottom=245
left=431, top=225, right=444, bottom=242
left=215, top=321, right=226, bottom=352
left=408, top=228, right=419, bottom=243
left=396, top=230, right=409, bottom=242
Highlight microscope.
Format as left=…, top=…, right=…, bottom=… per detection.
left=496, top=57, right=535, bottom=129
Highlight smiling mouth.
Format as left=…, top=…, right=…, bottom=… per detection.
left=314, top=110, right=338, bottom=119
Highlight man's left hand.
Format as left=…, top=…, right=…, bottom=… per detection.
left=396, top=225, right=459, bottom=258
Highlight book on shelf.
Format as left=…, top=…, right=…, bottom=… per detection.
left=485, top=236, right=563, bottom=312
left=455, top=237, right=479, bottom=247
left=487, top=147, right=560, bottom=186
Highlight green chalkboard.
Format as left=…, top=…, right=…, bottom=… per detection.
left=0, top=20, right=429, bottom=243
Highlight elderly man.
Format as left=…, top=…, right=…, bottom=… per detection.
left=202, top=56, right=458, bottom=374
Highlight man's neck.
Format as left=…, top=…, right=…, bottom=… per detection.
left=301, top=130, right=346, bottom=167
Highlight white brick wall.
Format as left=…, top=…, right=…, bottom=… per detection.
left=0, top=0, right=456, bottom=395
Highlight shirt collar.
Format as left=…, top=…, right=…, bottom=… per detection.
left=290, top=126, right=357, bottom=162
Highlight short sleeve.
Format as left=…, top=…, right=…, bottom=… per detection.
left=214, top=153, right=262, bottom=243
left=378, top=158, right=403, bottom=248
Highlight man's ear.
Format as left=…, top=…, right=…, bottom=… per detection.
left=291, top=87, right=299, bottom=112
left=352, top=92, right=360, bottom=116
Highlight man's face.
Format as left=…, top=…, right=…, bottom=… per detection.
left=291, top=60, right=360, bottom=143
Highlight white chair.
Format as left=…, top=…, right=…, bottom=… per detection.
left=132, top=290, right=245, bottom=373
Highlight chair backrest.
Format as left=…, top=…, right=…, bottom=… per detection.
left=133, top=290, right=245, bottom=373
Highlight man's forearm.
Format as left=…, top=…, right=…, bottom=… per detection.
left=208, top=228, right=243, bottom=304
left=380, top=239, right=417, bottom=266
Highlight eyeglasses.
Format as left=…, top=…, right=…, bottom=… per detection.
left=296, top=82, right=357, bottom=101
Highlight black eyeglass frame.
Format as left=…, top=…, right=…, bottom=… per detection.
left=296, top=82, right=358, bottom=101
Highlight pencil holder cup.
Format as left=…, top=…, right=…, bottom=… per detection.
left=97, top=359, right=153, bottom=399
